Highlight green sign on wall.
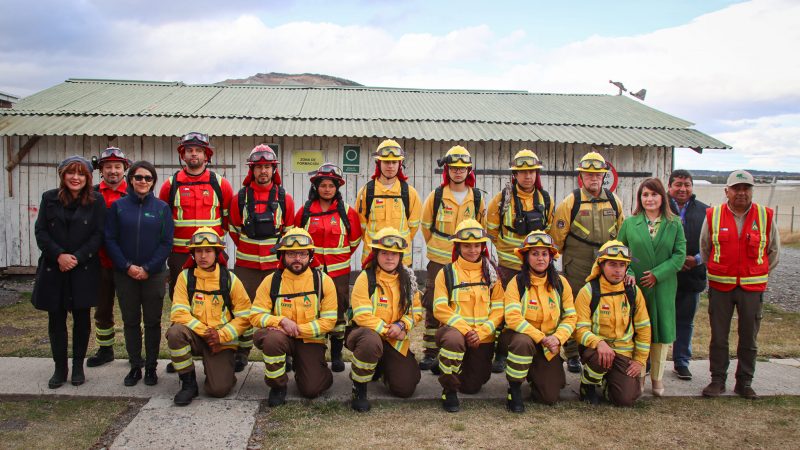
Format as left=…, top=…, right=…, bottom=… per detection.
left=343, top=145, right=360, bottom=173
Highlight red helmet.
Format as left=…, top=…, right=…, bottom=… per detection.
left=309, top=163, right=345, bottom=187
left=97, top=147, right=131, bottom=170
left=247, top=144, right=279, bottom=166
left=177, top=132, right=214, bottom=162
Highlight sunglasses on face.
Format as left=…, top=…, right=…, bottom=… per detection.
left=523, top=233, right=554, bottom=247
left=376, top=235, right=408, bottom=249
left=453, top=227, right=488, bottom=241
left=132, top=174, right=154, bottom=182
left=513, top=156, right=542, bottom=168
left=375, top=146, right=404, bottom=158
left=578, top=159, right=607, bottom=170
left=190, top=232, right=222, bottom=246
left=181, top=132, right=210, bottom=146
left=598, top=245, right=631, bottom=259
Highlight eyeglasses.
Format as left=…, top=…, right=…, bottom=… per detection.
left=449, top=166, right=468, bottom=173
left=248, top=150, right=278, bottom=163
left=598, top=245, right=631, bottom=259
left=453, top=227, right=488, bottom=241
left=280, top=234, right=314, bottom=248
left=376, top=235, right=408, bottom=250
left=578, top=159, right=607, bottom=170
left=513, top=156, right=542, bottom=168
left=181, top=132, right=210, bottom=146
left=523, top=233, right=554, bottom=247
left=132, top=174, right=154, bottom=182
left=375, top=146, right=404, bottom=158
left=190, top=231, right=222, bottom=246
left=100, top=147, right=126, bottom=159
left=444, top=153, right=472, bottom=165
left=284, top=250, right=310, bottom=259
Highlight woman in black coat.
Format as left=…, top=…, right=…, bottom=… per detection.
left=32, top=155, right=106, bottom=388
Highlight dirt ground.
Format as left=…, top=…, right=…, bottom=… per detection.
left=767, top=246, right=800, bottom=312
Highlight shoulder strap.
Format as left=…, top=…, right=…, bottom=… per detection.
left=277, top=185, right=286, bottom=218
left=207, top=171, right=223, bottom=206
left=401, top=180, right=410, bottom=219
left=186, top=269, right=197, bottom=305
left=367, top=268, right=378, bottom=299
left=589, top=278, right=601, bottom=316
left=569, top=189, right=582, bottom=224
left=168, top=171, right=181, bottom=206
left=237, top=188, right=247, bottom=219
left=473, top=188, right=482, bottom=220
left=541, top=189, right=551, bottom=226
left=624, top=283, right=637, bottom=321
left=219, top=266, right=233, bottom=316
left=605, top=188, right=620, bottom=218
left=364, top=180, right=376, bottom=219
left=430, top=186, right=444, bottom=232
left=269, top=270, right=283, bottom=305
left=444, top=264, right=455, bottom=298
left=313, top=268, right=322, bottom=301
left=300, top=199, right=314, bottom=229
left=336, top=199, right=351, bottom=235
left=515, top=272, right=526, bottom=301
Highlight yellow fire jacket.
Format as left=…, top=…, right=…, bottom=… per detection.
left=487, top=188, right=554, bottom=271
left=573, top=276, right=651, bottom=365
left=421, top=186, right=487, bottom=265
left=250, top=268, right=338, bottom=344
left=433, top=257, right=505, bottom=343
left=350, top=267, right=424, bottom=356
left=170, top=265, right=252, bottom=350
left=503, top=273, right=577, bottom=360
left=355, top=180, right=422, bottom=266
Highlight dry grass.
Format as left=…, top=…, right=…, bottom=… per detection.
left=0, top=398, right=131, bottom=450
left=256, top=397, right=800, bottom=449
left=779, top=230, right=800, bottom=247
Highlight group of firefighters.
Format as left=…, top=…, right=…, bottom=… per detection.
left=86, top=133, right=674, bottom=411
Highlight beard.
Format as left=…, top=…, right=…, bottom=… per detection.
left=286, top=260, right=310, bottom=275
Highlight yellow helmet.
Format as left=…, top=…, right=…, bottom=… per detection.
left=188, top=227, right=225, bottom=249
left=596, top=240, right=632, bottom=263
left=374, top=139, right=405, bottom=161
left=576, top=151, right=609, bottom=173
left=450, top=219, right=490, bottom=243
left=274, top=228, right=315, bottom=252
left=514, top=231, right=560, bottom=260
left=441, top=145, right=473, bottom=168
left=371, top=227, right=408, bottom=253
left=510, top=149, right=543, bottom=171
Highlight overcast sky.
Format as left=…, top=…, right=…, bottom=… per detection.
left=1, top=0, right=798, bottom=172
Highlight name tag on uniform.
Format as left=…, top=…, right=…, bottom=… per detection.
left=603, top=209, right=615, bottom=216
left=580, top=210, right=590, bottom=216
left=600, top=304, right=611, bottom=315
left=378, top=296, right=389, bottom=307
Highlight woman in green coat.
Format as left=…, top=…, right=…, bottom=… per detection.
left=618, top=178, right=686, bottom=397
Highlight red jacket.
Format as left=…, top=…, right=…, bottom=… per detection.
left=706, top=203, right=773, bottom=292
left=97, top=180, right=128, bottom=268
left=295, top=199, right=362, bottom=278
left=158, top=169, right=233, bottom=253
left=230, top=182, right=295, bottom=271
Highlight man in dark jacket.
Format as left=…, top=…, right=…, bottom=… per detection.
left=667, top=169, right=708, bottom=380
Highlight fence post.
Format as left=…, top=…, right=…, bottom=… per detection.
left=792, top=206, right=795, bottom=233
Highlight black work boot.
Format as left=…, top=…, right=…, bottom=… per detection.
left=267, top=386, right=288, bottom=407
left=419, top=354, right=437, bottom=371
left=71, top=359, right=85, bottom=386
left=442, top=390, right=460, bottom=413
left=285, top=356, right=294, bottom=373
left=331, top=338, right=345, bottom=373
left=234, top=352, right=249, bottom=373
left=351, top=382, right=370, bottom=412
left=86, top=346, right=114, bottom=368
left=124, top=367, right=142, bottom=386
left=144, top=367, right=158, bottom=386
left=174, top=371, right=199, bottom=406
left=567, top=356, right=582, bottom=374
left=166, top=362, right=176, bottom=373
left=48, top=360, right=68, bottom=389
left=507, top=382, right=525, bottom=413
left=580, top=383, right=600, bottom=405
left=372, top=362, right=384, bottom=381
left=430, top=357, right=442, bottom=375
left=491, top=353, right=507, bottom=374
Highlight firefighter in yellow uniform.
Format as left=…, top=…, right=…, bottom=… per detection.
left=500, top=231, right=576, bottom=411
left=419, top=145, right=487, bottom=371
left=249, top=228, right=338, bottom=407
left=486, top=149, right=554, bottom=372
left=355, top=139, right=422, bottom=267
left=573, top=240, right=651, bottom=407
left=166, top=228, right=252, bottom=406
left=347, top=227, right=424, bottom=412
left=550, top=151, right=624, bottom=373
left=434, top=219, right=505, bottom=412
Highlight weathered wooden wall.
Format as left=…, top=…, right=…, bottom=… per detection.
left=0, top=135, right=672, bottom=270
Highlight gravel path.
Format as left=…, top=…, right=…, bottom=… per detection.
left=767, top=246, right=800, bottom=312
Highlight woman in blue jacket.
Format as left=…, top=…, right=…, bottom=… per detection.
left=105, top=161, right=174, bottom=386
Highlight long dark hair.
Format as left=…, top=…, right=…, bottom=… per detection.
left=304, top=178, right=349, bottom=228
left=454, top=242, right=496, bottom=286
left=518, top=250, right=562, bottom=294
left=367, top=249, right=411, bottom=314
left=633, top=177, right=673, bottom=219
left=58, top=161, right=94, bottom=206
left=126, top=160, right=158, bottom=193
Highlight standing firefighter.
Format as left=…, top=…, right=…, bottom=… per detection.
left=295, top=163, right=361, bottom=372
left=250, top=228, right=338, bottom=407
left=347, top=227, right=424, bottom=412
left=550, top=151, right=624, bottom=373
left=574, top=241, right=650, bottom=407
left=87, top=147, right=130, bottom=368
left=355, top=139, right=422, bottom=268
left=230, top=145, right=296, bottom=372
left=419, top=145, right=486, bottom=371
left=166, top=228, right=251, bottom=406
left=434, top=220, right=505, bottom=412
left=486, top=149, right=553, bottom=372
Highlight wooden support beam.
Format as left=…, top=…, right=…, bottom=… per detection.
left=5, top=136, right=11, bottom=196
left=5, top=135, right=40, bottom=172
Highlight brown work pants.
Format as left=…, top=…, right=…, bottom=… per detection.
left=94, top=266, right=117, bottom=348
left=708, top=287, right=764, bottom=385
left=330, top=274, right=351, bottom=341
left=166, top=324, right=236, bottom=398
left=498, top=330, right=565, bottom=405
left=421, top=261, right=445, bottom=358
left=436, top=326, right=494, bottom=393
left=580, top=346, right=641, bottom=407
left=346, top=327, right=421, bottom=397
left=233, top=266, right=275, bottom=359
left=253, top=328, right=332, bottom=398
left=167, top=251, right=191, bottom=302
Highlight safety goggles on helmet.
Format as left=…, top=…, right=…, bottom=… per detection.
left=189, top=231, right=223, bottom=247
left=248, top=150, right=278, bottom=164
left=513, top=155, right=542, bottom=169
left=180, top=132, right=210, bottom=147
left=597, top=245, right=631, bottom=259
left=523, top=232, right=554, bottom=247
left=443, top=153, right=472, bottom=165
left=578, top=159, right=608, bottom=171
left=374, top=146, right=404, bottom=159
left=100, top=147, right=126, bottom=160
left=314, top=163, right=343, bottom=178
left=452, top=227, right=489, bottom=241
left=280, top=234, right=314, bottom=248
left=375, top=234, right=408, bottom=250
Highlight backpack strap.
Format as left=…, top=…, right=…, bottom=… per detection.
left=472, top=187, right=482, bottom=220
left=269, top=270, right=283, bottom=305
left=589, top=278, right=601, bottom=317
left=540, top=189, right=551, bottom=228
left=429, top=186, right=448, bottom=237
left=186, top=265, right=233, bottom=320
left=269, top=268, right=322, bottom=303
left=169, top=170, right=223, bottom=208
left=590, top=278, right=636, bottom=325
left=363, top=179, right=376, bottom=219
left=569, top=188, right=583, bottom=225
left=367, top=268, right=379, bottom=299
left=400, top=180, right=410, bottom=219
left=168, top=171, right=181, bottom=206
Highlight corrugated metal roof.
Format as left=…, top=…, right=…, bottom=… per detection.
left=0, top=79, right=730, bottom=149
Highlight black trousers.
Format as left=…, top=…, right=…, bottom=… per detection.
left=48, top=308, right=91, bottom=364
left=115, top=271, right=167, bottom=368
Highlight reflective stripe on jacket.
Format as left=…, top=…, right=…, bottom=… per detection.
left=706, top=203, right=772, bottom=292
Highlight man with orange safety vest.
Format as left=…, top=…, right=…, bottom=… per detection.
left=699, top=170, right=779, bottom=400
left=229, top=145, right=295, bottom=372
